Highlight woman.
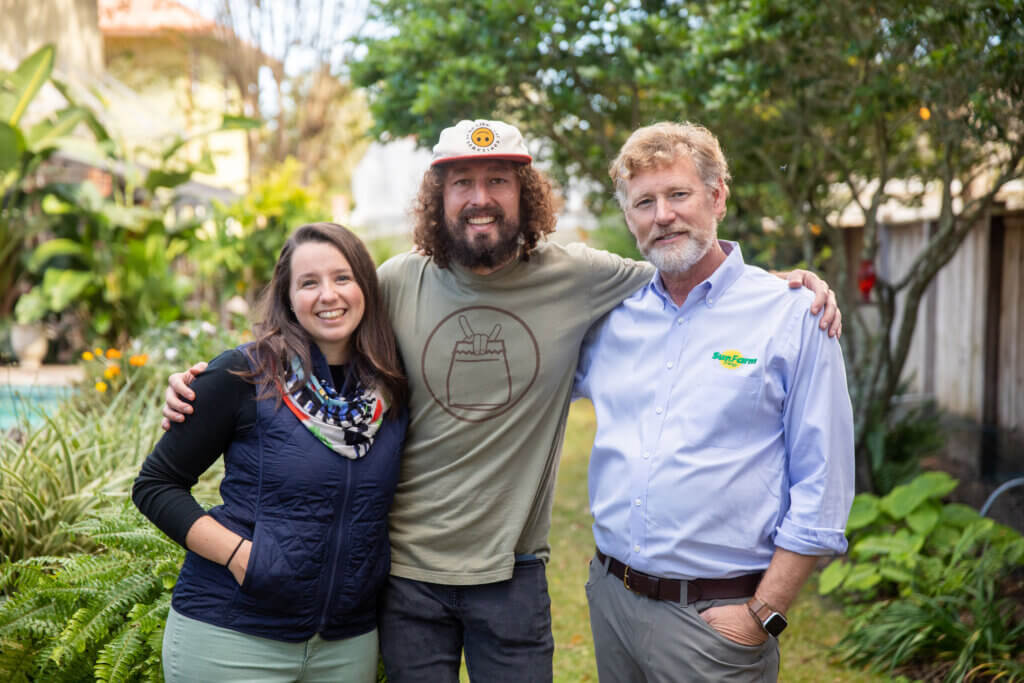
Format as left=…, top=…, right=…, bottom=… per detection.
left=133, top=222, right=408, bottom=682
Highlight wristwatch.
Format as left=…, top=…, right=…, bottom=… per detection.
left=746, top=597, right=788, bottom=637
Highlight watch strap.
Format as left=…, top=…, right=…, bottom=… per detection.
left=746, top=597, right=787, bottom=636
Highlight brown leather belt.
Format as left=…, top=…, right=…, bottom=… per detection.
left=596, top=549, right=763, bottom=604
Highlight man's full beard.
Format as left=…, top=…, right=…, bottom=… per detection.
left=441, top=211, right=522, bottom=271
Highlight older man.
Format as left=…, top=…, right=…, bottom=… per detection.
left=161, top=119, right=840, bottom=682
left=575, top=122, right=855, bottom=682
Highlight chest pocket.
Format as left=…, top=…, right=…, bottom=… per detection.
left=680, top=373, right=762, bottom=449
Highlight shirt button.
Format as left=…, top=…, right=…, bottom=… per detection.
left=655, top=407, right=663, bottom=415
left=643, top=451, right=651, bottom=459
left=707, top=297, right=713, bottom=305
left=634, top=544, right=641, bottom=553
left=676, top=318, right=684, bottom=326
left=634, top=498, right=642, bottom=506
left=666, top=361, right=674, bottom=369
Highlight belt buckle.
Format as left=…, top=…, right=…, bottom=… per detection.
left=623, top=566, right=633, bottom=592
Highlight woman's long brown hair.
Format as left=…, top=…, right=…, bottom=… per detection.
left=241, top=222, right=408, bottom=413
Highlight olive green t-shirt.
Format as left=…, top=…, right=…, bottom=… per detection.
left=378, top=241, right=653, bottom=585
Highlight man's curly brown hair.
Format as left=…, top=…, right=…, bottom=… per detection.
left=411, top=163, right=558, bottom=269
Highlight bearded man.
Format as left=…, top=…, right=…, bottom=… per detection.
left=161, top=119, right=841, bottom=682
left=575, top=121, right=855, bottom=682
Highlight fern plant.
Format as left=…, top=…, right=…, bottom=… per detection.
left=0, top=501, right=183, bottom=682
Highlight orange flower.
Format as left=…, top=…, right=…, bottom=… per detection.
left=106, top=348, right=122, bottom=359
left=95, top=381, right=108, bottom=393
left=104, top=364, right=121, bottom=379
left=129, top=354, right=149, bottom=367
left=81, top=351, right=95, bottom=361
left=919, top=106, right=931, bottom=121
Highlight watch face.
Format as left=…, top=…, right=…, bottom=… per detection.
left=764, top=612, right=787, bottom=637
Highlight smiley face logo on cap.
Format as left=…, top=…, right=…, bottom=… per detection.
left=467, top=124, right=499, bottom=151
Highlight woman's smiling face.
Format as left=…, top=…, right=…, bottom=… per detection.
left=288, top=241, right=365, bottom=364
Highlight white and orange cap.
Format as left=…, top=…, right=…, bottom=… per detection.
left=431, top=119, right=532, bottom=167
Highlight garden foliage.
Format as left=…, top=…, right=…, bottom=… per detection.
left=2, top=44, right=261, bottom=348
left=0, top=373, right=161, bottom=562
left=0, top=318, right=246, bottom=680
left=820, top=471, right=1024, bottom=680
left=0, top=502, right=182, bottom=682
left=1, top=321, right=239, bottom=563
left=0, top=44, right=91, bottom=319
left=352, top=0, right=1024, bottom=490
left=188, top=158, right=329, bottom=313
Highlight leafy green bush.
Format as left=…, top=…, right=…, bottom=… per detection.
left=15, top=182, right=196, bottom=343
left=3, top=43, right=260, bottom=346
left=127, top=320, right=246, bottom=371
left=0, top=44, right=92, bottom=319
left=1, top=328, right=232, bottom=563
left=0, top=502, right=182, bottom=682
left=0, top=375, right=161, bottom=562
left=189, top=158, right=329, bottom=313
left=834, top=539, right=1024, bottom=682
left=820, top=472, right=1024, bottom=681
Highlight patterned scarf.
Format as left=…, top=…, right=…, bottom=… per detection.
left=280, top=350, right=387, bottom=459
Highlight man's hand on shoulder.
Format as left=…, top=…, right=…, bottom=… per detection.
left=776, top=269, right=842, bottom=338
left=700, top=603, right=770, bottom=647
left=160, top=361, right=208, bottom=431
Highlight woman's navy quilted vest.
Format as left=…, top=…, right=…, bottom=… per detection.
left=172, top=354, right=407, bottom=642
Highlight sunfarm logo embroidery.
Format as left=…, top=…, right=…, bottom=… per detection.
left=467, top=124, right=498, bottom=151
left=712, top=349, right=757, bottom=369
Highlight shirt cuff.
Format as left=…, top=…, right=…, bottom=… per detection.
left=774, top=521, right=849, bottom=556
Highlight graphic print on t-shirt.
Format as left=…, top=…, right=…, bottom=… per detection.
left=421, top=306, right=539, bottom=423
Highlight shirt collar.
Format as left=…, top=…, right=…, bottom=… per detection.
left=649, top=240, right=746, bottom=309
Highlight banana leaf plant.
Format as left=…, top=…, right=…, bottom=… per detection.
left=1, top=44, right=260, bottom=344
left=0, top=44, right=92, bottom=317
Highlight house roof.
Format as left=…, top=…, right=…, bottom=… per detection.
left=98, top=0, right=219, bottom=37
left=827, top=176, right=1024, bottom=229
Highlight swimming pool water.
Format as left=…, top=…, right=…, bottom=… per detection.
left=0, top=384, right=72, bottom=430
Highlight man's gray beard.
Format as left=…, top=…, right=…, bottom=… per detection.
left=442, top=216, right=521, bottom=270
left=642, top=231, right=713, bottom=275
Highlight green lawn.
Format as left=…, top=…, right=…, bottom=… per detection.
left=542, top=400, right=889, bottom=682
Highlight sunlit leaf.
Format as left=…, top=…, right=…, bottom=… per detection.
left=0, top=121, right=25, bottom=173
left=0, top=44, right=55, bottom=126
left=25, top=107, right=88, bottom=152
left=905, top=500, right=941, bottom=536
left=818, top=560, right=851, bottom=594
left=842, top=563, right=882, bottom=591
left=846, top=493, right=881, bottom=530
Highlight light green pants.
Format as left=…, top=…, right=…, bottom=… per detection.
left=163, top=607, right=378, bottom=683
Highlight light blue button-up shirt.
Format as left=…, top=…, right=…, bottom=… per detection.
left=574, top=241, right=854, bottom=580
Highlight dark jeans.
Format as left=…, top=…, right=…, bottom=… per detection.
left=378, top=559, right=554, bottom=683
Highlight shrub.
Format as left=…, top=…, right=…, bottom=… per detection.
left=820, top=472, right=1024, bottom=681
left=1, top=325, right=233, bottom=562
left=0, top=502, right=182, bottom=682
left=0, top=375, right=161, bottom=562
